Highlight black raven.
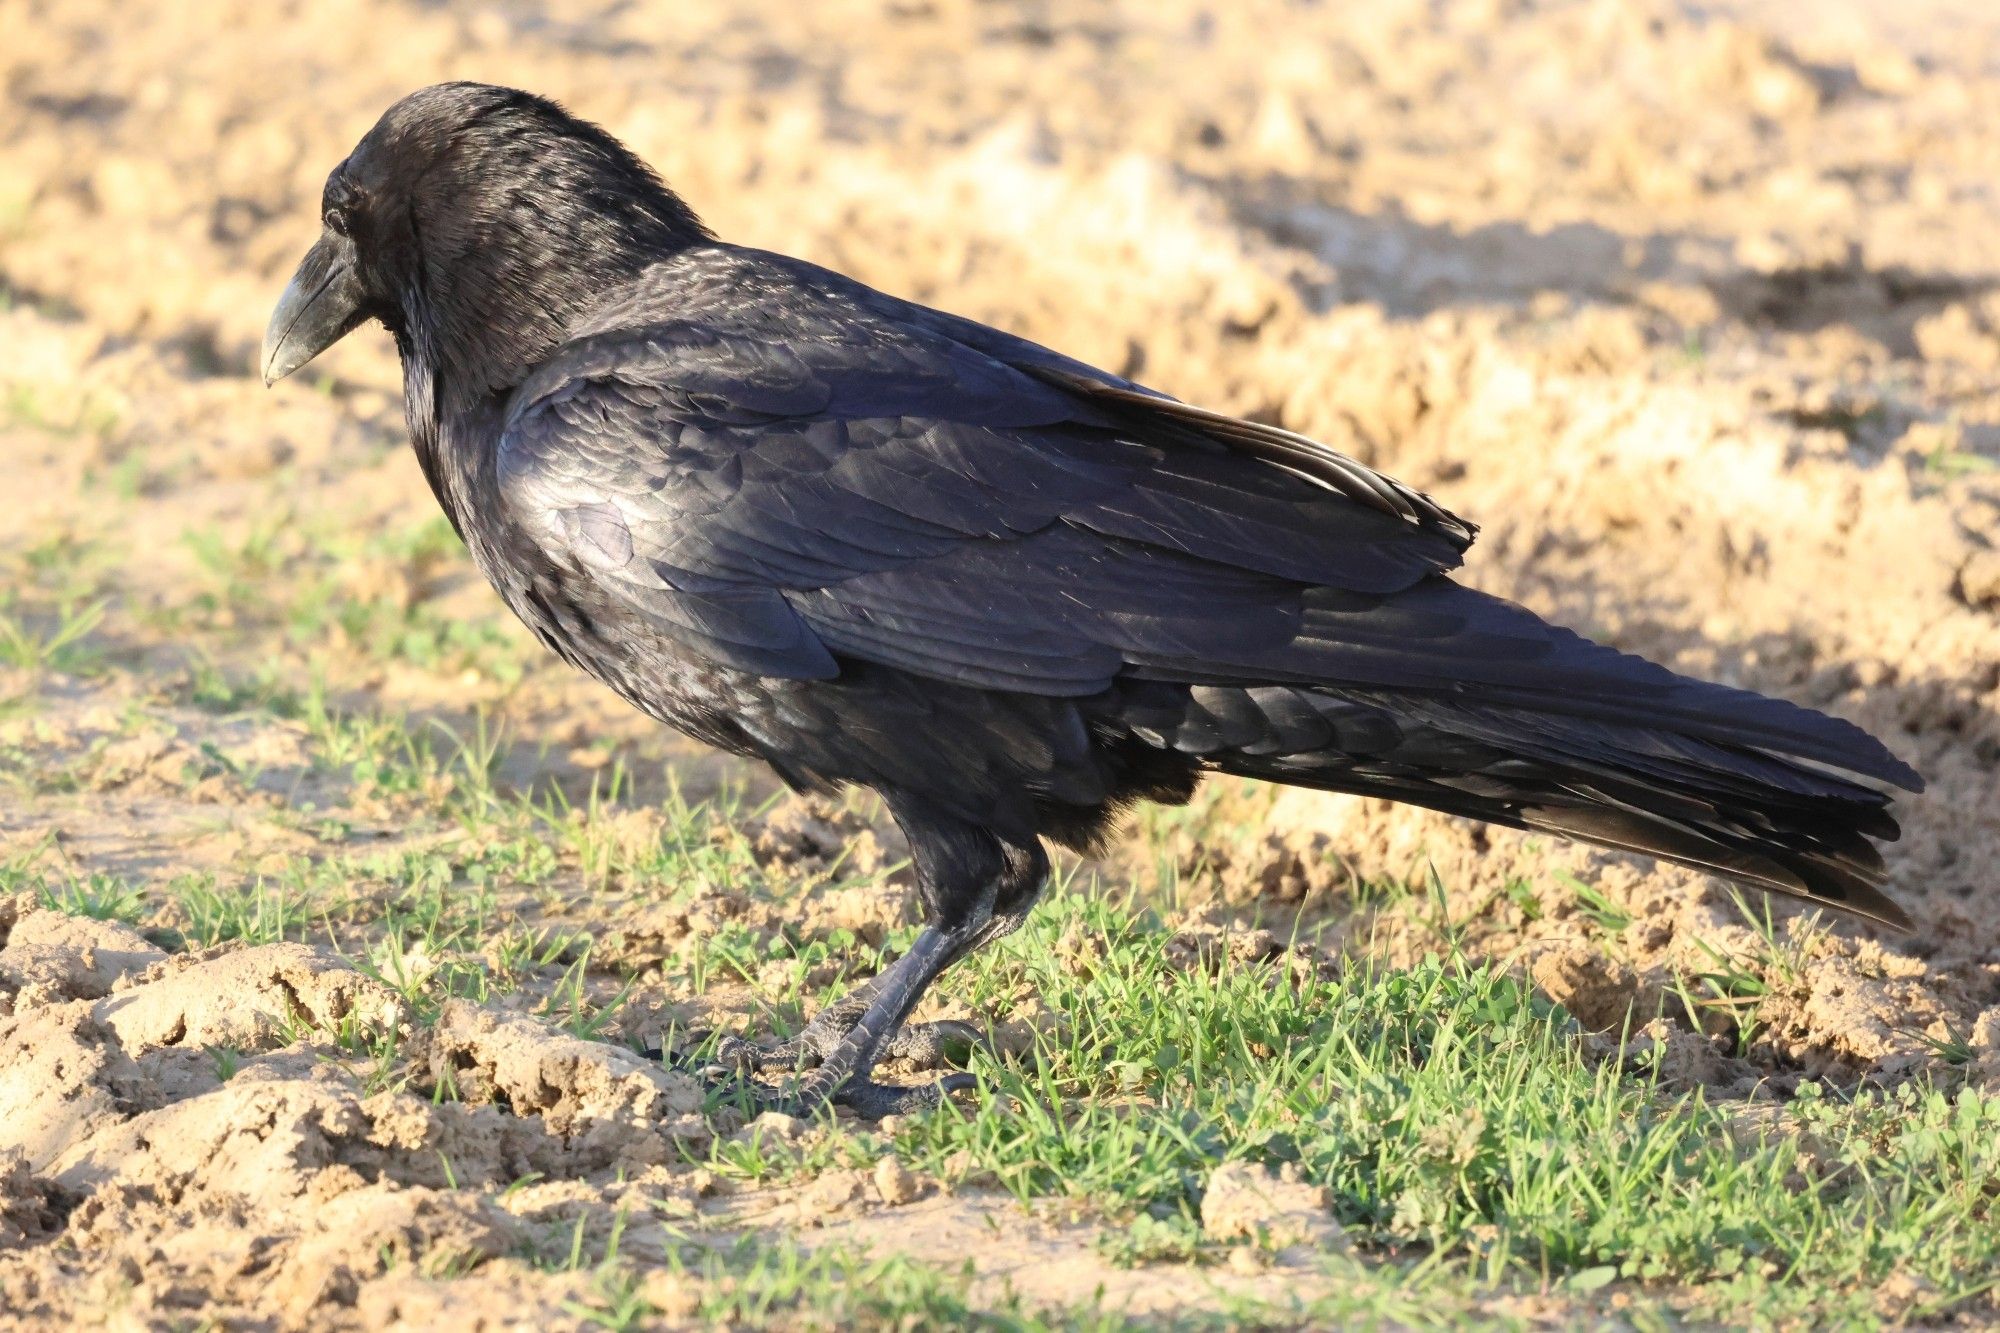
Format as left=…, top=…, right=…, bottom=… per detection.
left=263, top=84, right=1922, bottom=1118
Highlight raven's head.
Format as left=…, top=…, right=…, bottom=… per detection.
left=261, top=83, right=708, bottom=398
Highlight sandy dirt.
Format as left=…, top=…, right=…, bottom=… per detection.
left=3, top=0, right=2000, bottom=1326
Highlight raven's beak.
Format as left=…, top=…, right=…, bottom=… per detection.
left=260, top=229, right=368, bottom=386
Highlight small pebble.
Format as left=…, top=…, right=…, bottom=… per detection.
left=637, top=1272, right=701, bottom=1320
left=1227, top=1247, right=1266, bottom=1276
left=873, top=1154, right=919, bottom=1206
left=750, top=1110, right=806, bottom=1140
left=802, top=1169, right=864, bottom=1217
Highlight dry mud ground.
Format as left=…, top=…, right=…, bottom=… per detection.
left=3, top=0, right=2000, bottom=1327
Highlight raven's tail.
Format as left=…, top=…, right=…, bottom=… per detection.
left=1135, top=681, right=1918, bottom=929
left=1111, top=574, right=1922, bottom=926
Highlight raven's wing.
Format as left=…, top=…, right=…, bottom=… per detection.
left=495, top=258, right=1469, bottom=680
left=495, top=254, right=1917, bottom=789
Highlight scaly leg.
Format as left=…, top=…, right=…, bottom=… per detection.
left=765, top=920, right=983, bottom=1117
left=737, top=801, right=1048, bottom=1119
left=712, top=879, right=1049, bottom=1076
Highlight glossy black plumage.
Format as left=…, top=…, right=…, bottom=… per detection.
left=265, top=84, right=1922, bottom=1114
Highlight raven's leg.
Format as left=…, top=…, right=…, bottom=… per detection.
left=718, top=881, right=1045, bottom=1074
left=762, top=802, right=1048, bottom=1120
left=644, top=923, right=1017, bottom=1082
left=700, top=801, right=1047, bottom=1083
left=646, top=974, right=976, bottom=1075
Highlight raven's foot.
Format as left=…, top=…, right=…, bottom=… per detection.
left=832, top=1072, right=978, bottom=1119
left=738, top=1070, right=974, bottom=1120
left=692, top=1063, right=977, bottom=1122
left=645, top=921, right=994, bottom=1122
left=640, top=1025, right=981, bottom=1120
left=637, top=1019, right=975, bottom=1070
left=716, top=1015, right=982, bottom=1074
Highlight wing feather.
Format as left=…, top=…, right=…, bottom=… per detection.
left=491, top=249, right=1917, bottom=791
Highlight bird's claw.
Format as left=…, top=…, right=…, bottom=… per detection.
left=708, top=1033, right=771, bottom=1072
left=637, top=1028, right=729, bottom=1073
left=637, top=1027, right=981, bottom=1120
left=834, top=1072, right=979, bottom=1119
left=658, top=1017, right=985, bottom=1074
left=693, top=1065, right=978, bottom=1122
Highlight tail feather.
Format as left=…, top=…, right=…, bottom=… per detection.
left=1518, top=803, right=1909, bottom=930
left=1155, top=682, right=1916, bottom=930
left=1283, top=581, right=1928, bottom=793
left=1125, top=581, right=1925, bottom=797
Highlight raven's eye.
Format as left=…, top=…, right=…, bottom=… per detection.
left=323, top=206, right=352, bottom=237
